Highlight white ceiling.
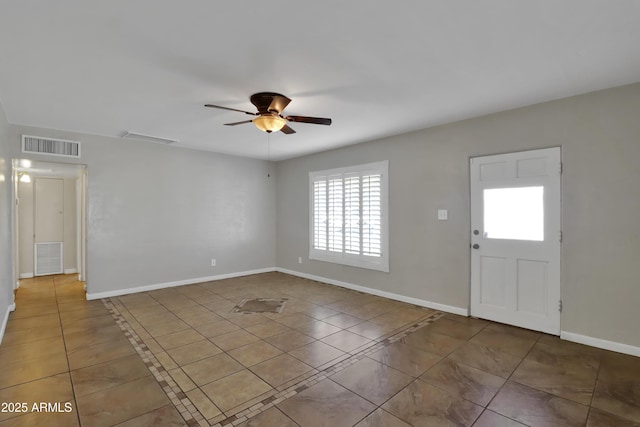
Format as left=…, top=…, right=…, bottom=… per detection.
left=1, top=1, right=639, bottom=160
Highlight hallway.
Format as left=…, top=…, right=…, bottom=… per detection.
left=0, top=274, right=179, bottom=426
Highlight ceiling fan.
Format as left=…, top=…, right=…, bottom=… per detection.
left=205, top=92, right=331, bottom=134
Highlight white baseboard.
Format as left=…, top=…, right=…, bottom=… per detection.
left=276, top=268, right=469, bottom=316
left=81, top=264, right=640, bottom=357
left=561, top=331, right=640, bottom=357
left=0, top=303, right=16, bottom=346
left=85, top=266, right=468, bottom=316
left=85, top=267, right=277, bottom=300
left=20, top=270, right=77, bottom=279
left=280, top=269, right=639, bottom=355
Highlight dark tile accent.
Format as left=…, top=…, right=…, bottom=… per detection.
left=221, top=415, right=237, bottom=425
left=261, top=396, right=276, bottom=405
left=233, top=298, right=288, bottom=314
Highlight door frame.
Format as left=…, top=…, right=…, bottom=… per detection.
left=469, top=147, right=562, bottom=334
left=11, top=159, right=88, bottom=290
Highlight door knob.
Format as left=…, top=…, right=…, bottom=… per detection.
left=472, top=244, right=480, bottom=249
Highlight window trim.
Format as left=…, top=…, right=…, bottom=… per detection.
left=309, top=160, right=389, bottom=272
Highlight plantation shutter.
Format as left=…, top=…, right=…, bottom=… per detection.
left=313, top=180, right=327, bottom=250
left=362, top=174, right=382, bottom=256
left=310, top=161, right=387, bottom=272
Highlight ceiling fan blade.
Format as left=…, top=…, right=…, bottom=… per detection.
left=224, top=120, right=253, bottom=126
left=280, top=124, right=296, bottom=134
left=205, top=104, right=256, bottom=116
left=268, top=95, right=292, bottom=114
left=285, top=115, right=332, bottom=125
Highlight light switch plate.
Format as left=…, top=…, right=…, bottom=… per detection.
left=437, top=209, right=448, bottom=220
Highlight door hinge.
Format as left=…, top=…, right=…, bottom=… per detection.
left=559, top=231, right=563, bottom=242
left=559, top=300, right=563, bottom=312
left=559, top=162, right=563, bottom=175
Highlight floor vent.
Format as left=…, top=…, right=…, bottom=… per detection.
left=22, top=135, right=81, bottom=158
left=35, top=242, right=63, bottom=276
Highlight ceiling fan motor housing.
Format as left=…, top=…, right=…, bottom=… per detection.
left=251, top=92, right=289, bottom=114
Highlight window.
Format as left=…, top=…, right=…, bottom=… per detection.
left=483, top=186, right=544, bottom=241
left=309, top=161, right=389, bottom=272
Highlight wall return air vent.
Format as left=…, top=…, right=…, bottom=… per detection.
left=22, top=135, right=81, bottom=158
left=35, top=242, right=63, bottom=276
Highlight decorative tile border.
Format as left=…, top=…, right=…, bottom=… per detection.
left=212, top=310, right=444, bottom=427
left=103, top=298, right=211, bottom=426
left=102, top=296, right=444, bottom=427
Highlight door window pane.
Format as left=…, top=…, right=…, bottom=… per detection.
left=484, top=186, right=544, bottom=241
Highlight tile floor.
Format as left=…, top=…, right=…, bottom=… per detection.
left=1, top=272, right=639, bottom=426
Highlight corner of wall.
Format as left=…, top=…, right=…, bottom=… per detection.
left=0, top=100, right=16, bottom=346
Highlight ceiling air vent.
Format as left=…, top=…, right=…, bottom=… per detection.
left=22, top=135, right=81, bottom=158
left=122, top=132, right=178, bottom=145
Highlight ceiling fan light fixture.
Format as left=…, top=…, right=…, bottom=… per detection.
left=253, top=114, right=286, bottom=133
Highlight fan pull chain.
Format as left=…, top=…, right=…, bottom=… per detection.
left=267, top=133, right=271, bottom=178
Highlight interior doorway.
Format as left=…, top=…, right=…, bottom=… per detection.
left=469, top=147, right=561, bottom=335
left=11, top=159, right=88, bottom=292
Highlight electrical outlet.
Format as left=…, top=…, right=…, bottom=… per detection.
left=298, top=257, right=302, bottom=264
left=211, top=259, right=216, bottom=267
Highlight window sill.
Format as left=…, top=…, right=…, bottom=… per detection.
left=309, top=250, right=389, bottom=272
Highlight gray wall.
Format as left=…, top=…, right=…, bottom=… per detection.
left=276, top=83, right=640, bottom=348
left=0, top=105, right=14, bottom=332
left=5, top=125, right=276, bottom=296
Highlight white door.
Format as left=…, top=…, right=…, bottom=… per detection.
left=35, top=178, right=64, bottom=243
left=34, top=178, right=64, bottom=276
left=470, top=147, right=561, bottom=335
